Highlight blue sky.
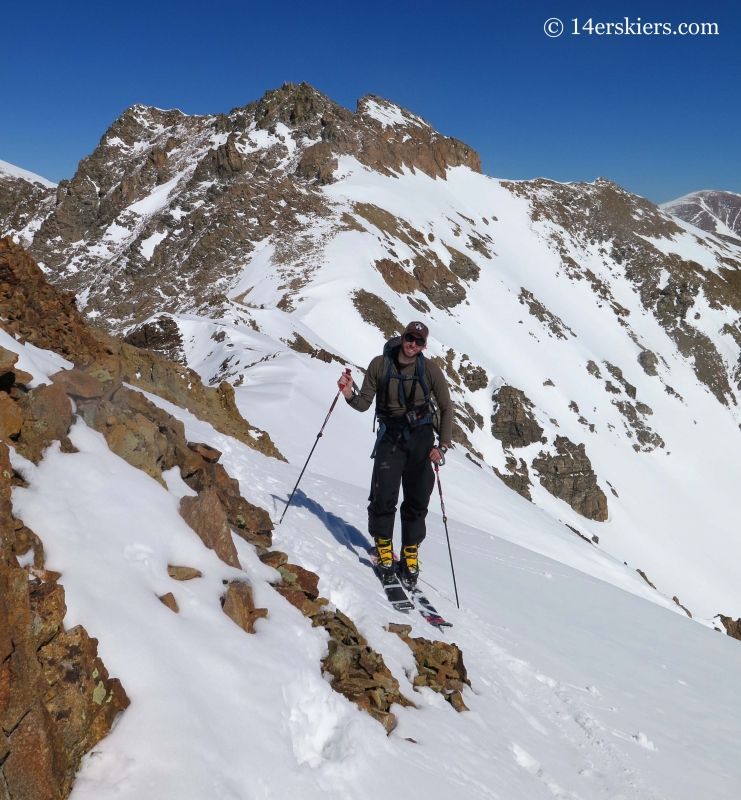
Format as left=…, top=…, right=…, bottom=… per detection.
left=3, top=0, right=738, bottom=203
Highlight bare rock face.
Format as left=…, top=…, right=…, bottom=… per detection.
left=491, top=386, right=544, bottom=448
left=123, top=315, right=186, bottom=365
left=179, top=489, right=241, bottom=568
left=494, top=455, right=533, bottom=501
left=718, top=615, right=741, bottom=640
left=637, top=349, right=659, bottom=376
left=15, top=383, right=75, bottom=463
left=0, top=443, right=129, bottom=799
left=532, top=437, right=608, bottom=521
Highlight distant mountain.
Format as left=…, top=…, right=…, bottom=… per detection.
left=0, top=158, right=56, bottom=249
left=4, top=83, right=741, bottom=625
left=662, top=189, right=741, bottom=245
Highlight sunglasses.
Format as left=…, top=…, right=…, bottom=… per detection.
left=403, top=332, right=426, bottom=347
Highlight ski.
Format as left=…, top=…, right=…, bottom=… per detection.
left=368, top=548, right=451, bottom=627
left=405, top=582, right=453, bottom=629
left=374, top=566, right=415, bottom=612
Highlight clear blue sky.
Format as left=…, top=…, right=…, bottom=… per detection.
left=4, top=0, right=739, bottom=203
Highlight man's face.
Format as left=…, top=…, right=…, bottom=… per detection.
left=402, top=332, right=426, bottom=358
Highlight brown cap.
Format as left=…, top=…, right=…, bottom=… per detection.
left=404, top=321, right=429, bottom=342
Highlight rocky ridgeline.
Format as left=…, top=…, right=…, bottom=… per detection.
left=662, top=190, right=741, bottom=246
left=0, top=385, right=129, bottom=798
left=0, top=237, right=283, bottom=461
left=504, top=177, right=741, bottom=408
left=0, top=84, right=479, bottom=336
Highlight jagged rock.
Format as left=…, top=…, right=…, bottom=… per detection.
left=491, top=386, right=544, bottom=448
left=637, top=569, right=656, bottom=589
left=390, top=627, right=471, bottom=712
left=221, top=581, right=267, bottom=633
left=179, top=489, right=240, bottom=568
left=297, top=141, right=338, bottom=185
left=586, top=360, right=602, bottom=378
left=124, top=315, right=186, bottom=365
left=0, top=443, right=129, bottom=799
left=718, top=615, right=741, bottom=640
left=604, top=362, right=637, bottom=399
left=0, top=393, right=22, bottom=442
left=446, top=247, right=480, bottom=282
left=314, top=607, right=413, bottom=732
left=158, top=592, right=179, bottom=613
left=494, top=456, right=532, bottom=501
left=519, top=288, right=575, bottom=339
left=0, top=346, right=33, bottom=389
left=187, top=442, right=222, bottom=463
left=167, top=565, right=202, bottom=581
left=351, top=289, right=402, bottom=341
left=458, top=356, right=487, bottom=391
left=0, top=238, right=284, bottom=461
left=277, top=563, right=319, bottom=597
left=50, top=368, right=106, bottom=399
left=15, top=383, right=75, bottom=463
left=673, top=596, right=692, bottom=618
left=638, top=349, right=659, bottom=376
left=531, top=437, right=608, bottom=521
left=259, top=550, right=288, bottom=569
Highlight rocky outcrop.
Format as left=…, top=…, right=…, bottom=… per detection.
left=491, top=386, right=544, bottom=448
left=123, top=315, right=186, bottom=365
left=494, top=455, right=532, bottom=501
left=180, top=489, right=241, bottom=568
left=718, top=615, right=741, bottom=640
left=351, top=289, right=402, bottom=341
left=0, top=443, right=129, bottom=799
left=0, top=238, right=284, bottom=460
left=532, top=436, right=608, bottom=521
left=388, top=623, right=471, bottom=712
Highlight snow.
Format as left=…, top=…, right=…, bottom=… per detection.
left=9, top=386, right=741, bottom=798
left=0, top=328, right=71, bottom=386
left=362, top=98, right=429, bottom=130
left=0, top=157, right=56, bottom=188
left=140, top=229, right=168, bottom=260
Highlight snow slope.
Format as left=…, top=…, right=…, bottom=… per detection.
left=140, top=157, right=741, bottom=625
left=9, top=360, right=741, bottom=799
left=0, top=158, right=56, bottom=189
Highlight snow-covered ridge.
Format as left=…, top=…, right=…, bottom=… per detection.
left=0, top=157, right=56, bottom=188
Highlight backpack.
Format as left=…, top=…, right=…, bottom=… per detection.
left=371, top=336, right=438, bottom=458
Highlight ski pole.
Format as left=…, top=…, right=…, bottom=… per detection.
left=434, top=463, right=460, bottom=608
left=279, top=369, right=351, bottom=524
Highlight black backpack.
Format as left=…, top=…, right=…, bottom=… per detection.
left=371, top=336, right=437, bottom=457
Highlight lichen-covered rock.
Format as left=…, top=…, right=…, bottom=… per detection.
left=390, top=626, right=471, bottom=712
left=0, top=443, right=129, bottom=799
left=532, top=437, right=608, bottom=521
left=15, top=383, right=75, bottom=463
left=491, top=386, right=544, bottom=448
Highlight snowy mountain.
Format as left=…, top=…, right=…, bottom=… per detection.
left=662, top=189, right=741, bottom=245
left=3, top=82, right=741, bottom=798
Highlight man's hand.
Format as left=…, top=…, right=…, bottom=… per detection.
left=429, top=444, right=450, bottom=465
left=338, top=371, right=354, bottom=400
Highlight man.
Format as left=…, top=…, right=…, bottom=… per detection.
left=338, top=321, right=452, bottom=587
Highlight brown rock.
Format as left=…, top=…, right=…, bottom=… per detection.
left=221, top=581, right=267, bottom=633
left=259, top=550, right=288, bottom=569
left=390, top=627, right=471, bottom=712
left=532, top=437, right=609, bottom=521
left=494, top=455, right=532, bottom=501
left=491, top=386, right=544, bottom=448
left=28, top=578, right=66, bottom=648
left=278, top=563, right=319, bottom=597
left=718, top=615, right=741, bottom=640
left=15, top=382, right=74, bottom=463
left=179, top=489, right=240, bottom=568
left=3, top=702, right=65, bottom=800
left=50, top=368, right=105, bottom=398
left=167, top=565, right=202, bottom=581
left=187, top=441, right=222, bottom=463
left=0, top=346, right=33, bottom=391
left=0, top=392, right=22, bottom=442
left=158, top=592, right=179, bottom=613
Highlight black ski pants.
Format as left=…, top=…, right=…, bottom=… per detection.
left=368, top=423, right=435, bottom=547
